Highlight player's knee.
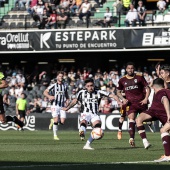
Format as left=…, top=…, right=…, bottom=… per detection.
left=160, top=128, right=165, bottom=134
left=80, top=122, right=87, bottom=128
left=93, top=123, right=101, bottom=128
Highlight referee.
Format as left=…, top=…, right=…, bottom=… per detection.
left=16, top=93, right=27, bottom=131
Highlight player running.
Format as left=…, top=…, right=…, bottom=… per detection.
left=44, top=71, right=69, bottom=140
left=136, top=78, right=170, bottom=162
left=63, top=78, right=122, bottom=150
left=117, top=62, right=151, bottom=147
left=0, top=72, right=24, bottom=129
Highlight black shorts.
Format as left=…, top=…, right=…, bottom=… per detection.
left=0, top=95, right=5, bottom=114
left=18, top=110, right=26, bottom=118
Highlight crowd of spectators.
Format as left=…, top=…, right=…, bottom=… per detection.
left=11, top=0, right=170, bottom=29
left=1, top=62, right=158, bottom=115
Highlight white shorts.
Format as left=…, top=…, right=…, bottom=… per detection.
left=79, top=112, right=101, bottom=124
left=51, top=105, right=66, bottom=118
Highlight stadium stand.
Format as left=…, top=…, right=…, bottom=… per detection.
left=0, top=0, right=170, bottom=29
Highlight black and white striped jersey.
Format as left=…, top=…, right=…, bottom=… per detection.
left=77, top=89, right=110, bottom=114
left=48, top=83, right=68, bottom=107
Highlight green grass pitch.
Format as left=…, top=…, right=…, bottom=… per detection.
left=0, top=130, right=169, bottom=170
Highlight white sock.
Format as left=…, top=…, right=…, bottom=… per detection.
left=142, top=138, right=147, bottom=143
left=53, top=124, right=58, bottom=136
left=79, top=125, right=86, bottom=135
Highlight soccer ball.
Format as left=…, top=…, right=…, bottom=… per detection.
left=91, top=128, right=104, bottom=140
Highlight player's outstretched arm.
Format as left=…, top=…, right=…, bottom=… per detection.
left=62, top=98, right=78, bottom=111
left=116, top=90, right=128, bottom=105
left=0, top=80, right=8, bottom=89
left=109, top=93, right=123, bottom=106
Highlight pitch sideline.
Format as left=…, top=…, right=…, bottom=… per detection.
left=0, top=161, right=157, bottom=169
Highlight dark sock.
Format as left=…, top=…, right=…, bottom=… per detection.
left=118, top=121, right=123, bottom=131
left=162, top=133, right=170, bottom=156
left=129, top=122, right=135, bottom=139
left=13, top=116, right=24, bottom=128
left=137, top=125, right=147, bottom=139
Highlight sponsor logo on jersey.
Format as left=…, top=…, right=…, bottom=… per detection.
left=83, top=98, right=97, bottom=103
left=56, top=91, right=64, bottom=95
left=125, top=85, right=138, bottom=90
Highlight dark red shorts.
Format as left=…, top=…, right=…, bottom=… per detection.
left=143, top=109, right=167, bottom=125
left=127, top=102, right=148, bottom=116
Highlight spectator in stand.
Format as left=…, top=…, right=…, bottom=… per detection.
left=16, top=72, right=26, bottom=88
left=9, top=85, right=16, bottom=97
left=70, top=0, right=82, bottom=16
left=57, top=8, right=68, bottom=29
left=124, top=4, right=138, bottom=27
left=96, top=7, right=113, bottom=27
left=157, top=0, right=166, bottom=13
left=100, top=97, right=112, bottom=114
left=3, top=92, right=10, bottom=112
left=110, top=73, right=119, bottom=87
left=5, top=66, right=12, bottom=77
left=76, top=74, right=84, bottom=90
left=9, top=73, right=18, bottom=87
left=78, top=0, right=91, bottom=27
left=37, top=0, right=44, bottom=6
left=40, top=96, right=49, bottom=113
left=82, top=68, right=89, bottom=80
left=143, top=70, right=153, bottom=86
left=122, top=0, right=131, bottom=14
left=137, top=0, right=146, bottom=26
left=103, top=7, right=113, bottom=27
left=39, top=71, right=50, bottom=86
left=39, top=8, right=50, bottom=29
left=113, top=0, right=123, bottom=15
left=33, top=4, right=44, bottom=26
left=28, top=97, right=42, bottom=113
left=75, top=69, right=82, bottom=80
left=15, top=84, right=24, bottom=99
left=165, top=0, right=170, bottom=8
left=68, top=69, right=76, bottom=81
left=103, top=72, right=109, bottom=86
left=58, top=0, right=70, bottom=11
left=44, top=2, right=52, bottom=16
left=46, top=9, right=57, bottom=29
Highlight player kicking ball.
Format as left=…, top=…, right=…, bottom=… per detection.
left=63, top=78, right=122, bottom=150
left=136, top=78, right=170, bottom=162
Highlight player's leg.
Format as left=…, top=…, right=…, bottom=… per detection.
left=53, top=116, right=60, bottom=140
left=79, top=113, right=88, bottom=141
left=83, top=114, right=102, bottom=150
left=17, top=111, right=25, bottom=131
left=136, top=112, right=152, bottom=149
left=49, top=118, right=54, bottom=130
left=51, top=105, right=60, bottom=140
left=117, top=116, right=125, bottom=140
left=127, top=112, right=136, bottom=147
left=154, top=123, right=170, bottom=162
left=117, top=104, right=127, bottom=140
left=0, top=105, right=24, bottom=128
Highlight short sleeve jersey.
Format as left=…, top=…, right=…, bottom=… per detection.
left=47, top=82, right=68, bottom=107
left=149, top=89, right=170, bottom=112
left=76, top=89, right=110, bottom=114
left=16, top=98, right=27, bottom=111
left=117, top=74, right=148, bottom=103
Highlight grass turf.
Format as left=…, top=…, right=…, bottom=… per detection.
left=0, top=130, right=169, bottom=170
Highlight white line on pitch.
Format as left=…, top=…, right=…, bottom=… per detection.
left=0, top=161, right=157, bottom=169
